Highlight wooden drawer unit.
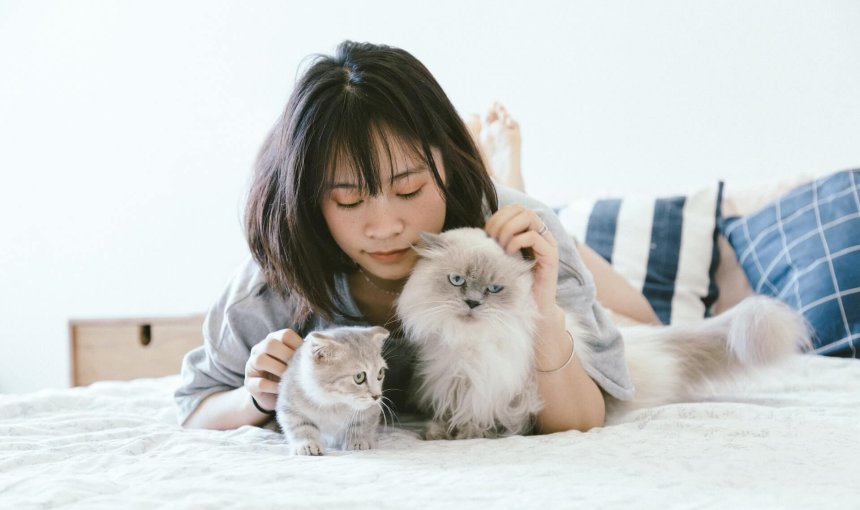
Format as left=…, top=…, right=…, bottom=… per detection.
left=69, top=315, right=205, bottom=386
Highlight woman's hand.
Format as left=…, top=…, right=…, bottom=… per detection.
left=484, top=204, right=562, bottom=323
left=244, top=329, right=303, bottom=412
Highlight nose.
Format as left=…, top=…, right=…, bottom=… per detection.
left=364, top=196, right=403, bottom=239
left=465, top=299, right=481, bottom=309
left=372, top=394, right=381, bottom=401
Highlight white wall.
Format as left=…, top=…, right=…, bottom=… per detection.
left=1, top=0, right=858, bottom=393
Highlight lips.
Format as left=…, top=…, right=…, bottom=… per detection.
left=366, top=247, right=411, bottom=263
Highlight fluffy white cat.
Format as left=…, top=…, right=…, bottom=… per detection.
left=396, top=227, right=811, bottom=439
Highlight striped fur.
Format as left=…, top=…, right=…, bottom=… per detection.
left=275, top=326, right=389, bottom=455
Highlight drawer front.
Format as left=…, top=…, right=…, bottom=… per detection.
left=71, top=316, right=204, bottom=386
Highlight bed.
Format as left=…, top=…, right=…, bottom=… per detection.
left=2, top=355, right=859, bottom=509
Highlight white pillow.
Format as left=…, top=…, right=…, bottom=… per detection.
left=556, top=183, right=724, bottom=325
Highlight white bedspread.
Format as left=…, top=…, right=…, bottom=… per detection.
left=2, top=355, right=859, bottom=509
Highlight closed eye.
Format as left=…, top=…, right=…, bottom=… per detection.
left=336, top=200, right=364, bottom=209
left=397, top=186, right=423, bottom=200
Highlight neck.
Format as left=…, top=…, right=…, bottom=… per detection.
left=347, top=271, right=402, bottom=328
left=358, top=267, right=406, bottom=296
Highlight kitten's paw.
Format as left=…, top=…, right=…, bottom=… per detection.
left=345, top=439, right=375, bottom=451
left=291, top=439, right=325, bottom=456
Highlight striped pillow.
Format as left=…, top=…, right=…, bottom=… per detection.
left=720, top=169, right=860, bottom=357
left=556, top=183, right=723, bottom=324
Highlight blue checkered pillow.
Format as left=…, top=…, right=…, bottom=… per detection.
left=556, top=183, right=723, bottom=325
left=720, top=169, right=860, bottom=357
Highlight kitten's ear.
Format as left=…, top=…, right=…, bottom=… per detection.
left=413, top=231, right=446, bottom=257
left=308, top=333, right=337, bottom=361
left=368, top=326, right=390, bottom=346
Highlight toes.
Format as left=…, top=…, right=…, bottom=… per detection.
left=484, top=102, right=519, bottom=131
left=484, top=103, right=499, bottom=124
left=496, top=103, right=518, bottom=129
left=347, top=440, right=374, bottom=451
left=292, top=440, right=325, bottom=456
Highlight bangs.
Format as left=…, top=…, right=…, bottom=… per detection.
left=314, top=111, right=443, bottom=204
left=246, top=41, right=497, bottom=324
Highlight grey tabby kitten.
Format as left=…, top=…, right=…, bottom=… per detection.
left=397, top=227, right=811, bottom=440
left=275, top=325, right=389, bottom=456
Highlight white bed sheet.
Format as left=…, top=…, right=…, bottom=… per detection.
left=2, top=355, right=859, bottom=509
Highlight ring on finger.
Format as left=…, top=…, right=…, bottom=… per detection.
left=536, top=222, right=548, bottom=236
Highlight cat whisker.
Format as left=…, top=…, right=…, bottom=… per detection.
left=344, top=407, right=361, bottom=445
left=490, top=315, right=520, bottom=334
left=397, top=302, right=458, bottom=315
left=378, top=398, right=399, bottom=430
left=404, top=305, right=457, bottom=321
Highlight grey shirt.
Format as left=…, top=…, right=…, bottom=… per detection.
left=174, top=186, right=634, bottom=425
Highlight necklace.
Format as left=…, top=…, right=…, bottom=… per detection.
left=358, top=267, right=402, bottom=297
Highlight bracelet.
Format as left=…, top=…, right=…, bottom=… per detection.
left=536, top=329, right=575, bottom=374
left=251, top=395, right=276, bottom=416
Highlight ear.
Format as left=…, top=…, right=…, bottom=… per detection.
left=413, top=231, right=446, bottom=257
left=368, top=326, right=390, bottom=347
left=308, top=332, right=338, bottom=361
left=516, top=257, right=536, bottom=278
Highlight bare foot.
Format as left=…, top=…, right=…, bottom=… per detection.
left=464, top=103, right=524, bottom=192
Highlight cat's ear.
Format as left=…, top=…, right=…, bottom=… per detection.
left=368, top=326, right=390, bottom=347
left=413, top=231, right=446, bottom=257
left=308, top=333, right=338, bottom=361
left=516, top=257, right=537, bottom=278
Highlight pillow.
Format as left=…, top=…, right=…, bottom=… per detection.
left=555, top=183, right=723, bottom=325
left=720, top=169, right=860, bottom=358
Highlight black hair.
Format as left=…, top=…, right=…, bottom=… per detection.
left=245, top=41, right=497, bottom=324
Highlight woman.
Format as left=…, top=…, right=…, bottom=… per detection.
left=176, top=41, right=651, bottom=433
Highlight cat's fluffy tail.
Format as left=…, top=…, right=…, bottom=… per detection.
left=611, top=296, right=812, bottom=413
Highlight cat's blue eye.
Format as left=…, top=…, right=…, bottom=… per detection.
left=486, top=284, right=504, bottom=294
left=354, top=372, right=366, bottom=385
left=377, top=368, right=386, bottom=381
left=448, top=274, right=465, bottom=286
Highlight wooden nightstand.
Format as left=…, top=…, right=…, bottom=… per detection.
left=69, top=315, right=205, bottom=386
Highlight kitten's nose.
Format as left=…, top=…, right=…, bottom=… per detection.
left=465, top=299, right=481, bottom=309
left=372, top=394, right=381, bottom=401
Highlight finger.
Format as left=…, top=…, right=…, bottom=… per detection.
left=246, top=376, right=280, bottom=395
left=252, top=352, right=288, bottom=379
left=504, top=230, right=558, bottom=263
left=485, top=204, right=526, bottom=239
left=261, top=336, right=298, bottom=363
left=270, top=328, right=304, bottom=351
left=495, top=209, right=541, bottom=248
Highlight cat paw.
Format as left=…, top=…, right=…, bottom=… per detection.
left=423, top=421, right=452, bottom=440
left=345, top=439, right=375, bottom=451
left=291, top=439, right=325, bottom=456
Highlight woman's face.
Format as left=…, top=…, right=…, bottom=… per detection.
left=321, top=140, right=447, bottom=282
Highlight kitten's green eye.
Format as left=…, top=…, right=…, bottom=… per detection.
left=378, top=368, right=386, bottom=381
left=486, top=284, right=504, bottom=294
left=354, top=372, right=366, bottom=385
left=448, top=274, right=465, bottom=286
